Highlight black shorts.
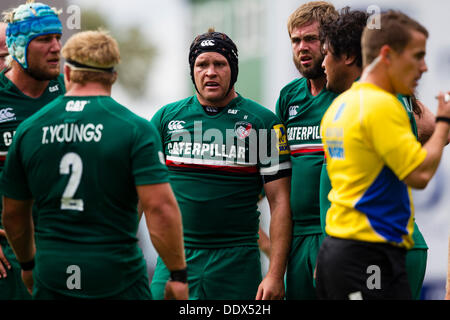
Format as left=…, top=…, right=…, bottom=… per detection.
left=315, top=236, right=411, bottom=300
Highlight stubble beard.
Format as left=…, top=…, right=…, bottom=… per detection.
left=26, top=62, right=60, bottom=81
left=294, top=54, right=325, bottom=80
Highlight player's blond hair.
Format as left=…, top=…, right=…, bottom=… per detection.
left=287, top=1, right=338, bottom=36
left=62, top=30, right=120, bottom=85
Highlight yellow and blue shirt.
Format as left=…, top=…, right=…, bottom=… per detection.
left=320, top=82, right=427, bottom=249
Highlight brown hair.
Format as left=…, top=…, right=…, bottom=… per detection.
left=287, top=1, right=338, bottom=36
left=362, top=10, right=428, bottom=67
left=62, top=30, right=120, bottom=85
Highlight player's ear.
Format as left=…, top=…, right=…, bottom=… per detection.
left=64, top=65, right=70, bottom=79
left=344, top=53, right=357, bottom=66
left=63, top=64, right=71, bottom=87
left=379, top=45, right=392, bottom=64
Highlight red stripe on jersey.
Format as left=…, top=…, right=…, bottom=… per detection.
left=291, top=147, right=324, bottom=155
left=166, top=160, right=258, bottom=174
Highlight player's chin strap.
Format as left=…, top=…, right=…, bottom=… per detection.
left=360, top=55, right=382, bottom=82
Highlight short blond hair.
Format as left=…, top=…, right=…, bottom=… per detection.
left=287, top=1, right=338, bottom=36
left=62, top=30, right=120, bottom=85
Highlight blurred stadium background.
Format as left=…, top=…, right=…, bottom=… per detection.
left=2, top=0, right=448, bottom=299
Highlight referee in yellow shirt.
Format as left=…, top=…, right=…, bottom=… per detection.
left=317, top=11, right=450, bottom=299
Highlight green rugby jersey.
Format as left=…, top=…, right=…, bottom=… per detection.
left=0, top=95, right=169, bottom=298
left=276, top=78, right=337, bottom=235
left=151, top=94, right=291, bottom=248
left=0, top=71, right=65, bottom=229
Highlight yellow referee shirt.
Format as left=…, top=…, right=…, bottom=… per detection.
left=320, top=82, right=427, bottom=249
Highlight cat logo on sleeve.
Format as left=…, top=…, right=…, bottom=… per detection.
left=273, top=124, right=289, bottom=155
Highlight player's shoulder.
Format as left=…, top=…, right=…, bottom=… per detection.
left=163, top=96, right=196, bottom=112
left=0, top=70, right=13, bottom=95
left=99, top=97, right=150, bottom=126
left=343, top=83, right=405, bottom=123
left=281, top=77, right=307, bottom=91
left=279, top=77, right=307, bottom=98
left=47, top=74, right=66, bottom=94
left=154, top=96, right=196, bottom=120
left=20, top=94, right=65, bottom=125
left=94, top=97, right=161, bottom=140
left=0, top=70, right=8, bottom=88
left=277, top=77, right=309, bottom=113
left=11, top=96, right=63, bottom=140
left=236, top=95, right=282, bottom=127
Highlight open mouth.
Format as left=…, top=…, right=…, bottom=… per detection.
left=300, top=55, right=312, bottom=65
left=205, top=81, right=220, bottom=89
left=47, top=59, right=60, bottom=66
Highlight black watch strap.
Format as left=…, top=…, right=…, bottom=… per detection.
left=169, top=268, right=188, bottom=283
left=436, top=116, right=450, bottom=124
left=19, top=258, right=35, bottom=271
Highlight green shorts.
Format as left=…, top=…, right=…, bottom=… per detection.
left=0, top=239, right=32, bottom=300
left=151, top=246, right=261, bottom=300
left=285, top=233, right=325, bottom=300
left=33, top=274, right=152, bottom=300
left=406, top=248, right=427, bottom=300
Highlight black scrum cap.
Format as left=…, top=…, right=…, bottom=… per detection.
left=188, top=31, right=238, bottom=95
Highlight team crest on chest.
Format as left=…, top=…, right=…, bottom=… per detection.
left=234, top=121, right=252, bottom=140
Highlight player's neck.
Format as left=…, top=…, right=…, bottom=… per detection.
left=65, top=82, right=111, bottom=97
left=307, top=76, right=327, bottom=96
left=5, top=66, right=49, bottom=99
left=361, top=69, right=395, bottom=95
left=342, top=66, right=363, bottom=92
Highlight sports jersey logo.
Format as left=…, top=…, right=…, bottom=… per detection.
left=288, top=105, right=299, bottom=118
left=168, top=120, right=186, bottom=131
left=273, top=124, right=290, bottom=155
left=201, top=40, right=215, bottom=47
left=66, top=100, right=90, bottom=112
left=234, top=121, right=252, bottom=140
left=228, top=109, right=239, bottom=114
left=49, top=84, right=59, bottom=93
left=0, top=108, right=16, bottom=123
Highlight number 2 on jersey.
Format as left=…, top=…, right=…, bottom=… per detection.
left=60, top=152, right=84, bottom=211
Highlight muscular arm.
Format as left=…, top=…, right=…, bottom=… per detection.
left=256, top=176, right=291, bottom=300
left=1, top=197, right=35, bottom=264
left=137, top=183, right=188, bottom=300
left=2, top=197, right=34, bottom=293
left=137, top=183, right=186, bottom=272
